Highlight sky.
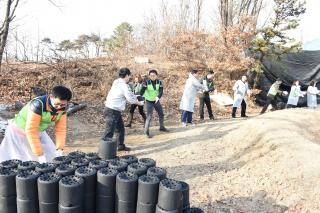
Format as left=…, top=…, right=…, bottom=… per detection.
left=11, top=0, right=320, bottom=45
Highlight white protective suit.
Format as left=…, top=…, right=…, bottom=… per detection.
left=180, top=73, right=205, bottom=112
left=232, top=80, right=250, bottom=108
left=307, top=86, right=319, bottom=108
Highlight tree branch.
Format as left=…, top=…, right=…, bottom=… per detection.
left=9, top=0, right=20, bottom=21
left=47, top=0, right=62, bottom=10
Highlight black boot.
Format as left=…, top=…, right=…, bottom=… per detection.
left=118, top=144, right=131, bottom=151
left=125, top=113, right=133, bottom=128
left=232, top=107, right=237, bottom=118
left=159, top=127, right=169, bottom=132
left=240, top=100, right=247, bottom=117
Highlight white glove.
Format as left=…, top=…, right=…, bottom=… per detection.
left=155, top=97, right=160, bottom=103
left=38, top=155, right=47, bottom=163
left=56, top=149, right=63, bottom=157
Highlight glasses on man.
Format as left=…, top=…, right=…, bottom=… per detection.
left=54, top=103, right=68, bottom=108
left=51, top=98, right=68, bottom=109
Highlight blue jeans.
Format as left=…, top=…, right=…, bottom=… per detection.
left=181, top=111, right=193, bottom=123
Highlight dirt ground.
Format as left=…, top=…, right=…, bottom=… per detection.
left=63, top=108, right=320, bottom=213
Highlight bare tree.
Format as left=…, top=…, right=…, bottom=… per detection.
left=195, top=0, right=204, bottom=31
left=0, top=0, right=20, bottom=69
left=89, top=33, right=102, bottom=57
left=219, top=0, right=265, bottom=28
left=178, top=0, right=191, bottom=30
left=74, top=34, right=90, bottom=58
left=219, top=0, right=231, bottom=28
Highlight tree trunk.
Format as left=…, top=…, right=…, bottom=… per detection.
left=195, top=0, right=203, bottom=31
left=0, top=0, right=13, bottom=70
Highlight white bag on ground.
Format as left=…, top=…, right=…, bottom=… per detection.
left=210, top=93, right=234, bottom=106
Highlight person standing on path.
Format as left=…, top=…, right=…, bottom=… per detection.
left=125, top=74, right=147, bottom=128
left=307, top=81, right=319, bottom=108
left=140, top=69, right=169, bottom=138
left=260, top=78, right=288, bottom=114
left=286, top=80, right=305, bottom=108
left=102, top=68, right=143, bottom=151
left=199, top=70, right=215, bottom=121
left=232, top=76, right=251, bottom=118
left=0, top=86, right=72, bottom=163
left=180, top=69, right=206, bottom=127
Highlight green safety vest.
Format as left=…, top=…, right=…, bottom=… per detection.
left=268, top=84, right=279, bottom=96
left=144, top=80, right=160, bottom=101
left=134, top=83, right=142, bottom=95
left=291, top=86, right=300, bottom=97
left=203, top=79, right=213, bottom=88
left=203, top=79, right=213, bottom=92
left=14, top=98, right=63, bottom=132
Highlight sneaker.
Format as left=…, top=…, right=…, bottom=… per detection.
left=187, top=122, right=195, bottom=126
left=182, top=122, right=187, bottom=127
left=125, top=124, right=132, bottom=128
left=209, top=117, right=215, bottom=120
left=159, top=127, right=169, bottom=132
left=232, top=114, right=236, bottom=118
left=241, top=115, right=248, bottom=118
left=118, top=144, right=131, bottom=151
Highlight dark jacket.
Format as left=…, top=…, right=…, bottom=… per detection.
left=200, top=76, right=214, bottom=96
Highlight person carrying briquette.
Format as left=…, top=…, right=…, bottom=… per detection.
left=140, top=69, right=169, bottom=138
left=287, top=80, right=305, bottom=108
left=232, top=75, right=251, bottom=118
left=199, top=70, right=215, bottom=121
left=180, top=69, right=206, bottom=127
left=260, top=78, right=288, bottom=114
left=0, top=86, right=72, bottom=163
left=125, top=74, right=147, bottom=128
left=102, top=67, right=143, bottom=151
left=307, top=80, right=319, bottom=108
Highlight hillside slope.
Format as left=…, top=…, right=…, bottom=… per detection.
left=66, top=108, right=320, bottom=212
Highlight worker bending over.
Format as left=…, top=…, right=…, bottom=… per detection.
left=0, top=86, right=72, bottom=163
left=260, top=78, right=288, bottom=114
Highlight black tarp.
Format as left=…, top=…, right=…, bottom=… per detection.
left=255, top=50, right=320, bottom=107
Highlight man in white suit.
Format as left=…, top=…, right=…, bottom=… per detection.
left=232, top=76, right=250, bottom=118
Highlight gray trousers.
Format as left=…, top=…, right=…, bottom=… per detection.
left=145, top=101, right=165, bottom=132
